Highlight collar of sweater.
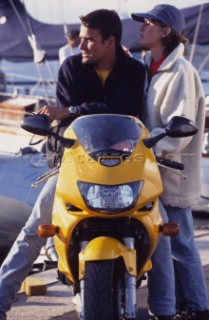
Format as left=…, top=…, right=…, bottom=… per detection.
left=144, top=43, right=185, bottom=72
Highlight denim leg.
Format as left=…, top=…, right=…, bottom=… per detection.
left=147, top=201, right=176, bottom=316
left=165, top=206, right=209, bottom=311
left=0, top=175, right=57, bottom=315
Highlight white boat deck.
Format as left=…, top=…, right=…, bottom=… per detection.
left=0, top=124, right=44, bottom=153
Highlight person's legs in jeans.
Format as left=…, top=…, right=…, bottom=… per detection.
left=147, top=201, right=176, bottom=316
left=0, top=175, right=57, bottom=318
left=165, top=206, right=209, bottom=312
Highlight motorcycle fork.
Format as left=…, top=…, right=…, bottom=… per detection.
left=79, top=220, right=89, bottom=320
left=123, top=236, right=137, bottom=319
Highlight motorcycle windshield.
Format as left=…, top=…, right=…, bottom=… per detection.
left=71, top=114, right=142, bottom=159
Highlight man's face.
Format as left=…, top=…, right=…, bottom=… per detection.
left=79, top=25, right=112, bottom=67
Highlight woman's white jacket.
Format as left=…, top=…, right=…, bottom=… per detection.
left=144, top=43, right=206, bottom=208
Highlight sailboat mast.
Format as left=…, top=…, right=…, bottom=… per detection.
left=189, top=4, right=204, bottom=64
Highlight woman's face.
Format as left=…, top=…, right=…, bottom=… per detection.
left=139, top=19, right=168, bottom=49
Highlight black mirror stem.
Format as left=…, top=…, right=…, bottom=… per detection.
left=143, top=132, right=166, bottom=149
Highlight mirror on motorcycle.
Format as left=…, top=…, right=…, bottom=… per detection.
left=21, top=114, right=51, bottom=136
left=21, top=114, right=75, bottom=148
left=165, top=116, right=198, bottom=137
left=143, top=116, right=198, bottom=149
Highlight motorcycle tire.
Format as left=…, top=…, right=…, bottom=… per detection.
left=83, top=260, right=120, bottom=320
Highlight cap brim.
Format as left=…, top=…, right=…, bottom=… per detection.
left=131, top=12, right=161, bottom=23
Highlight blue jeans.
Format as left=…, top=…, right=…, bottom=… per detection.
left=0, top=175, right=57, bottom=317
left=148, top=204, right=209, bottom=316
left=148, top=201, right=176, bottom=316
left=166, top=205, right=209, bottom=311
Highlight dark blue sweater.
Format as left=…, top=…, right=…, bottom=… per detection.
left=56, top=46, right=145, bottom=120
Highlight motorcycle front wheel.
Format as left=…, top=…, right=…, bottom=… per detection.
left=81, top=260, right=137, bottom=320
left=83, top=260, right=116, bottom=319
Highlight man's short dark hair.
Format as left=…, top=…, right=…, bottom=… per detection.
left=68, top=29, right=80, bottom=40
left=80, top=9, right=122, bottom=47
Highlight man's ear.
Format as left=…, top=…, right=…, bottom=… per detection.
left=107, top=35, right=116, bottom=47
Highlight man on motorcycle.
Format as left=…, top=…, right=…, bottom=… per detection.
left=0, top=9, right=145, bottom=319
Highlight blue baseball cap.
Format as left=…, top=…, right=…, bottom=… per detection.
left=131, top=4, right=185, bottom=33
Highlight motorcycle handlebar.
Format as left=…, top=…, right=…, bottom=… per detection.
left=31, top=167, right=60, bottom=188
left=156, top=156, right=184, bottom=171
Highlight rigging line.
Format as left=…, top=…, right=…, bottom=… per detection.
left=31, top=55, right=55, bottom=94
left=22, top=0, right=52, bottom=95
left=198, top=51, right=209, bottom=74
left=60, top=0, right=69, bottom=41
left=32, top=64, right=50, bottom=103
left=8, top=0, right=30, bottom=37
left=60, top=0, right=64, bottom=24
left=35, top=62, right=57, bottom=95
left=189, top=4, right=204, bottom=64
left=22, top=0, right=55, bottom=82
left=45, top=60, right=57, bottom=91
left=21, top=0, right=35, bottom=35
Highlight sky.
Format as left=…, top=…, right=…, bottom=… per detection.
left=23, top=0, right=208, bottom=24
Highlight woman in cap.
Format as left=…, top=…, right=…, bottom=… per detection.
left=132, top=4, right=209, bottom=320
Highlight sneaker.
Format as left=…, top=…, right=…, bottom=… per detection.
left=176, top=308, right=209, bottom=320
left=176, top=303, right=187, bottom=314
left=173, top=315, right=183, bottom=320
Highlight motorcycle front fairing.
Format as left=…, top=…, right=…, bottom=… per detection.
left=52, top=114, right=163, bottom=282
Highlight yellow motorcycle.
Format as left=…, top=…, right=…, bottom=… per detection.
left=22, top=113, right=197, bottom=320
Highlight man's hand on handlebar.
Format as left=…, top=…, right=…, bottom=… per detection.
left=36, top=105, right=70, bottom=121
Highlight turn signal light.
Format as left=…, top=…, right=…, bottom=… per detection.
left=159, top=222, right=179, bottom=236
left=38, top=224, right=59, bottom=237
left=202, top=152, right=209, bottom=158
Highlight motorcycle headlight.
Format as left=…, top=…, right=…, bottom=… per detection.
left=77, top=181, right=143, bottom=213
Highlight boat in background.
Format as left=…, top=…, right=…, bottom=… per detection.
left=0, top=118, right=49, bottom=262
left=0, top=0, right=208, bottom=61
left=0, top=146, right=48, bottom=264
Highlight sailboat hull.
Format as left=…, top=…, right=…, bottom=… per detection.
left=0, top=149, right=48, bottom=264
